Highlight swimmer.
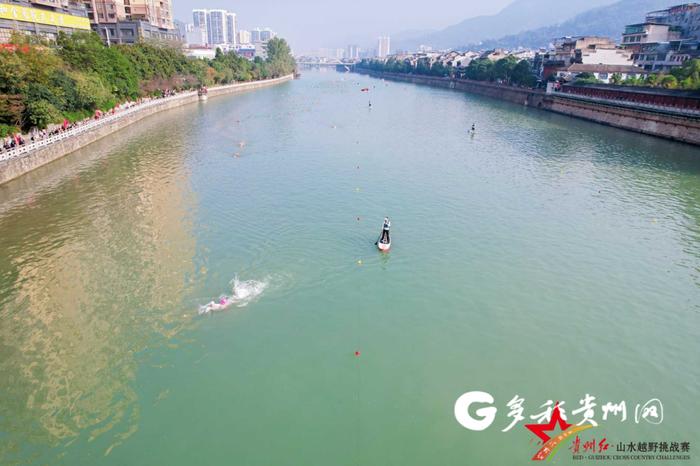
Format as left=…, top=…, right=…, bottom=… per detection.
left=198, top=295, right=232, bottom=315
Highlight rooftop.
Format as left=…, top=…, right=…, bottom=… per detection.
left=567, top=63, right=644, bottom=73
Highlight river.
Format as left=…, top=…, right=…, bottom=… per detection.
left=0, top=69, right=699, bottom=465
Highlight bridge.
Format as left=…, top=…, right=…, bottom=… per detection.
left=296, top=58, right=359, bottom=71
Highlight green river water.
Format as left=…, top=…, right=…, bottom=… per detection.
left=0, top=70, right=699, bottom=465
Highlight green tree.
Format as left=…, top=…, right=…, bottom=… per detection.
left=610, top=73, right=623, bottom=85
left=511, top=60, right=535, bottom=86
left=265, top=37, right=295, bottom=77
left=493, top=56, right=518, bottom=82
left=24, top=100, right=62, bottom=129
left=660, top=74, right=678, bottom=89
left=574, top=72, right=601, bottom=85
left=671, top=58, right=700, bottom=89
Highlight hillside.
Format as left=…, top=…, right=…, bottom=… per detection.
left=393, top=0, right=617, bottom=51
left=468, top=0, right=683, bottom=50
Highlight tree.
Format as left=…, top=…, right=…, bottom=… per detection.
left=511, top=60, right=535, bottom=86
left=660, top=74, right=678, bottom=89
left=644, top=74, right=659, bottom=87
left=24, top=100, right=62, bottom=129
left=265, top=37, right=295, bottom=77
left=574, top=72, right=601, bottom=85
left=671, top=58, right=700, bottom=89
left=610, top=73, right=623, bottom=85
left=493, top=56, right=518, bottom=82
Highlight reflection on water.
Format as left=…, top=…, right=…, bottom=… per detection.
left=0, top=115, right=197, bottom=461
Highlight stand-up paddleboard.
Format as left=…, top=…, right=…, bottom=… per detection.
left=377, top=217, right=391, bottom=252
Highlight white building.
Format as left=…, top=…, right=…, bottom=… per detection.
left=207, top=10, right=227, bottom=45
left=238, top=29, right=251, bottom=45
left=557, top=64, right=646, bottom=83
left=226, top=12, right=237, bottom=46
left=185, top=26, right=207, bottom=47
left=251, top=27, right=276, bottom=43
left=192, top=9, right=208, bottom=44
left=377, top=36, right=391, bottom=58
left=346, top=44, right=360, bottom=59
left=191, top=9, right=239, bottom=47
left=579, top=47, right=634, bottom=66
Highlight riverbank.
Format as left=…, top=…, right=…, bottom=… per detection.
left=0, top=75, right=293, bottom=185
left=353, top=69, right=700, bottom=146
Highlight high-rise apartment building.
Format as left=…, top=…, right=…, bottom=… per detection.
left=192, top=8, right=208, bottom=41
left=226, top=12, right=237, bottom=46
left=346, top=44, right=360, bottom=60
left=206, top=9, right=227, bottom=45
left=377, top=36, right=391, bottom=57
left=251, top=27, right=276, bottom=43
left=190, top=8, right=239, bottom=46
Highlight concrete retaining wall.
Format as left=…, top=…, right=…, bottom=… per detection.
left=542, top=94, right=700, bottom=146
left=0, top=74, right=293, bottom=185
left=356, top=69, right=699, bottom=146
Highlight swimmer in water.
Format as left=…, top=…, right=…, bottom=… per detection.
left=199, top=295, right=232, bottom=314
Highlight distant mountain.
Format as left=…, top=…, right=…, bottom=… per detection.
left=469, top=0, right=683, bottom=50
left=393, top=0, right=618, bottom=51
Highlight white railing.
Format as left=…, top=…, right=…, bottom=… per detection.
left=0, top=75, right=292, bottom=164
left=0, top=91, right=196, bottom=163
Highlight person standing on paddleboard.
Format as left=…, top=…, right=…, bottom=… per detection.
left=380, top=217, right=391, bottom=244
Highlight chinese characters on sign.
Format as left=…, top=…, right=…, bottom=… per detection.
left=454, top=391, right=676, bottom=461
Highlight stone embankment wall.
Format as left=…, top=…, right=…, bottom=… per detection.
left=355, top=69, right=700, bottom=146
left=0, top=75, right=294, bottom=185
left=543, top=94, right=700, bottom=146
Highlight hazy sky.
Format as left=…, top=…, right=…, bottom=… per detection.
left=174, top=0, right=513, bottom=52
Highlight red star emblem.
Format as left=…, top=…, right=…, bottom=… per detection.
left=525, top=403, right=572, bottom=443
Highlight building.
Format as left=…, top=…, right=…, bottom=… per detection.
left=622, top=3, right=700, bottom=71
left=238, top=29, right=251, bottom=45
left=87, top=0, right=178, bottom=44
left=0, top=0, right=91, bottom=43
left=621, top=22, right=680, bottom=52
left=174, top=18, right=187, bottom=41
left=541, top=36, right=621, bottom=79
left=633, top=39, right=700, bottom=71
left=346, top=44, right=360, bottom=59
left=191, top=9, right=239, bottom=47
left=556, top=63, right=646, bottom=83
left=645, top=3, right=700, bottom=40
left=236, top=44, right=254, bottom=58
left=250, top=27, right=275, bottom=43
left=377, top=36, right=390, bottom=57
left=185, top=25, right=206, bottom=47
left=226, top=12, right=236, bottom=46
left=259, top=27, right=274, bottom=42
left=206, top=9, right=226, bottom=45
left=192, top=8, right=207, bottom=43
